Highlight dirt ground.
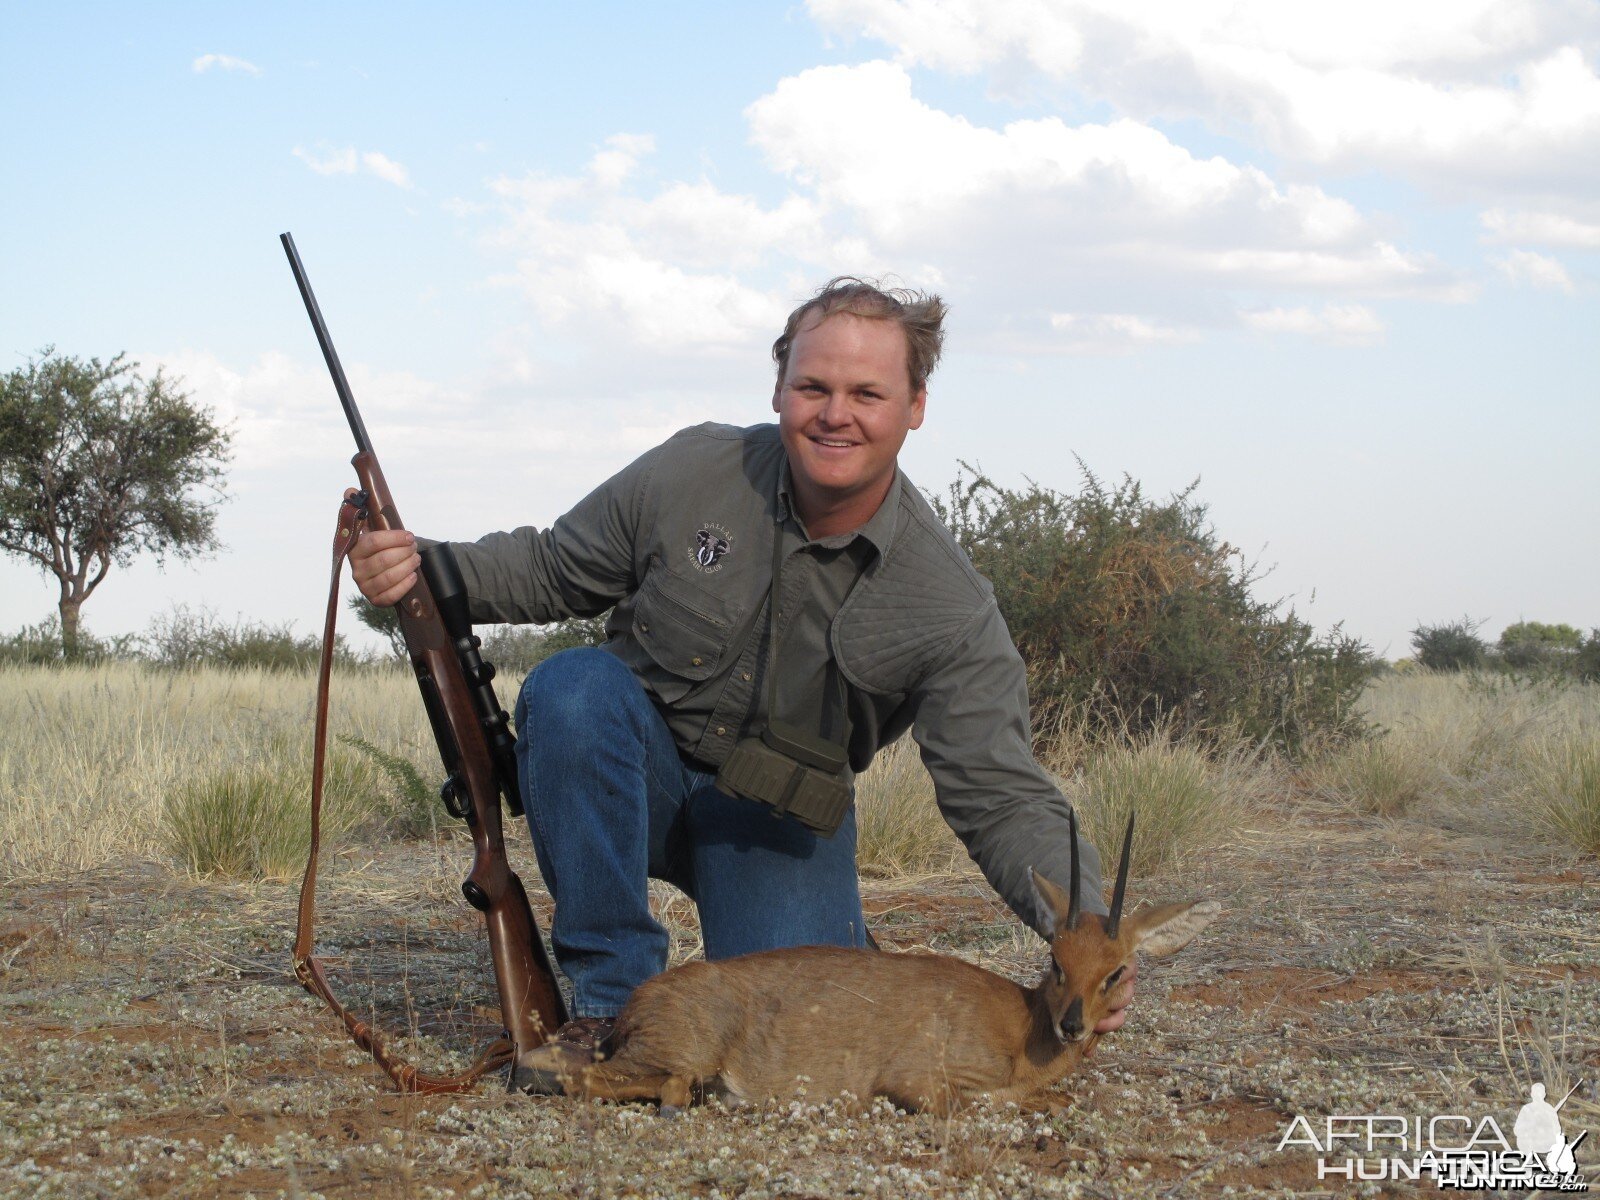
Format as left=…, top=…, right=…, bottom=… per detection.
left=2, top=790, right=1596, bottom=1198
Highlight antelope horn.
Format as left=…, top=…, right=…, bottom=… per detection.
left=1067, top=808, right=1081, bottom=931
left=1105, top=812, right=1135, bottom=939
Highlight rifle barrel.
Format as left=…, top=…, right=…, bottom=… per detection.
left=280, top=232, right=374, bottom=456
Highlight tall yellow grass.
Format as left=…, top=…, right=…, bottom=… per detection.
left=0, top=662, right=431, bottom=882
left=0, top=663, right=971, bottom=884
left=1312, top=671, right=1600, bottom=849
left=6, top=663, right=1590, bottom=887
left=852, top=736, right=963, bottom=878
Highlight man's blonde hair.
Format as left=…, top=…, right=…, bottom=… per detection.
left=772, top=277, right=948, bottom=393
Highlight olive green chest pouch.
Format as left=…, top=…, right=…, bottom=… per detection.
left=711, top=527, right=854, bottom=839
left=715, top=719, right=852, bottom=838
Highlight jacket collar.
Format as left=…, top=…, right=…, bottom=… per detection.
left=776, top=455, right=902, bottom=558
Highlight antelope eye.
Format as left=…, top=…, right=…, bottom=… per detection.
left=1052, top=962, right=1066, bottom=983
left=1103, top=966, right=1126, bottom=991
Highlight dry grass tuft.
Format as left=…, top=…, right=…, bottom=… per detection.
left=853, top=736, right=964, bottom=878
left=1520, top=730, right=1600, bottom=853
left=1051, top=731, right=1267, bottom=876
left=164, top=736, right=386, bottom=879
left=1306, top=737, right=1434, bottom=816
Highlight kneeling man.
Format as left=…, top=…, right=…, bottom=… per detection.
left=350, top=279, right=1132, bottom=1090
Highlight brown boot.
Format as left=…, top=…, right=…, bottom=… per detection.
left=509, top=1017, right=617, bottom=1096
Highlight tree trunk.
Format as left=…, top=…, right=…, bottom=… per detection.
left=59, top=597, right=82, bottom=662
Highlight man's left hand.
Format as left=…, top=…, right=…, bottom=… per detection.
left=1093, top=959, right=1137, bottom=1035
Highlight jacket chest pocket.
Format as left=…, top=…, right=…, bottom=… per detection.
left=632, top=561, right=744, bottom=702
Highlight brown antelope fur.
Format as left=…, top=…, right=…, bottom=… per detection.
left=572, top=815, right=1220, bottom=1115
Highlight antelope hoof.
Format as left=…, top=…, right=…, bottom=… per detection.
left=510, top=1043, right=585, bottom=1096
left=658, top=1103, right=684, bottom=1120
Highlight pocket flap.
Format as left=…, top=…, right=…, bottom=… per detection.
left=632, top=564, right=737, bottom=681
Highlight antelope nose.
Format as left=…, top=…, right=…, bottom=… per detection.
left=1059, top=997, right=1084, bottom=1041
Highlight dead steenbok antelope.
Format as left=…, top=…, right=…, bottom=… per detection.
left=569, top=814, right=1220, bottom=1115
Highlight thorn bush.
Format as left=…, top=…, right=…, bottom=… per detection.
left=931, top=463, right=1376, bottom=756
left=1410, top=617, right=1487, bottom=672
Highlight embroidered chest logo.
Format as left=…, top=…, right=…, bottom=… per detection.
left=689, top=523, right=734, bottom=573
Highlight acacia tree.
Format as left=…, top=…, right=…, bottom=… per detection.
left=0, top=349, right=232, bottom=659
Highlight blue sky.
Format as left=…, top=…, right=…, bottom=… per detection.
left=3, top=1, right=1596, bottom=658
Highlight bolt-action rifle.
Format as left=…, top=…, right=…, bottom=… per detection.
left=282, top=231, right=566, bottom=1093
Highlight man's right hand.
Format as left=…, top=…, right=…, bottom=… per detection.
left=347, top=490, right=421, bottom=607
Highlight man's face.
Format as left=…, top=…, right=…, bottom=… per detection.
left=772, top=312, right=926, bottom=531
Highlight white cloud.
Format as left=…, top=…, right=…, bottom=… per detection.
left=1481, top=207, right=1600, bottom=248
left=192, top=53, right=261, bottom=76
left=144, top=348, right=715, bottom=531
left=472, top=62, right=1466, bottom=366
left=808, top=0, right=1600, bottom=203
left=484, top=135, right=837, bottom=355
left=146, top=350, right=346, bottom=473
left=360, top=151, right=411, bottom=189
left=1492, top=249, right=1576, bottom=292
left=1048, top=312, right=1199, bottom=353
left=1242, top=303, right=1385, bottom=343
left=292, top=145, right=413, bottom=189
left=745, top=62, right=1457, bottom=298
left=294, top=146, right=358, bottom=176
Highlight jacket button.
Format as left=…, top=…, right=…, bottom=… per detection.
left=716, top=726, right=726, bottom=736
left=692, top=656, right=703, bottom=666
left=640, top=622, right=649, bottom=633
left=742, top=672, right=752, bottom=681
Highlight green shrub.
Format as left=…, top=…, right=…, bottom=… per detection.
left=338, top=733, right=440, bottom=838
left=349, top=594, right=407, bottom=658
left=932, top=464, right=1375, bottom=755
left=1411, top=618, right=1486, bottom=672
left=1494, top=622, right=1583, bottom=676
left=1500, top=639, right=1565, bottom=672
left=0, top=615, right=137, bottom=665
left=1499, top=621, right=1583, bottom=651
left=144, top=604, right=355, bottom=672
left=1575, top=631, right=1600, bottom=683
left=479, top=617, right=608, bottom=680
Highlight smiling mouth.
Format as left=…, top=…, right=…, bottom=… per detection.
left=810, top=436, right=857, bottom=448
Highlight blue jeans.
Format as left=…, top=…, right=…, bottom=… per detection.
left=513, top=647, right=867, bottom=1017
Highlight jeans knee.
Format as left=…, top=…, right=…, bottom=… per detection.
left=518, top=646, right=639, bottom=743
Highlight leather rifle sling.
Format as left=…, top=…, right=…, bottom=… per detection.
left=292, top=493, right=515, bottom=1093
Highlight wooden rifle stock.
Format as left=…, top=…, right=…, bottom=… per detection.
left=353, top=452, right=566, bottom=1057
left=285, top=233, right=566, bottom=1093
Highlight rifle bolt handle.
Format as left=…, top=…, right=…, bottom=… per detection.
left=439, top=773, right=470, bottom=820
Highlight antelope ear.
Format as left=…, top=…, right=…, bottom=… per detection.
left=1129, top=900, right=1221, bottom=957
left=1030, top=867, right=1075, bottom=932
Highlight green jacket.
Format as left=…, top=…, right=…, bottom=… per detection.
left=447, top=422, right=1106, bottom=932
